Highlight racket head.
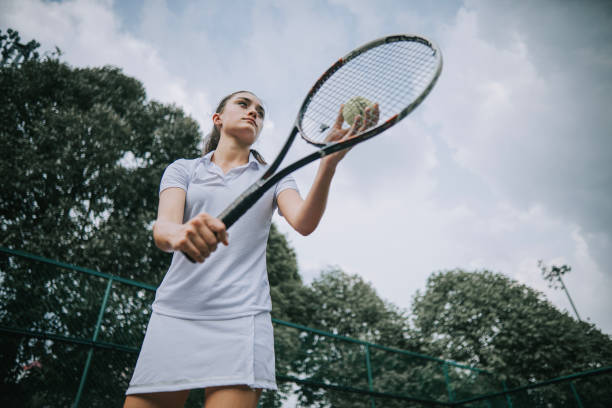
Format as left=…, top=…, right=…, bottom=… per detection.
left=296, top=34, right=443, bottom=147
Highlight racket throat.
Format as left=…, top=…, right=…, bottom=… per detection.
left=263, top=127, right=299, bottom=179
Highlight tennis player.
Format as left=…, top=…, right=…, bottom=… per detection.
left=123, top=91, right=374, bottom=408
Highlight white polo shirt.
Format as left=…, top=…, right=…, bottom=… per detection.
left=152, top=151, right=299, bottom=320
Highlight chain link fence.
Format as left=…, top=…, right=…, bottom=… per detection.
left=1, top=247, right=610, bottom=407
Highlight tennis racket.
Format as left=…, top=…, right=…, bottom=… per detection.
left=185, top=34, right=442, bottom=261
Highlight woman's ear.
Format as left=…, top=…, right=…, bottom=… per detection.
left=212, top=113, right=222, bottom=128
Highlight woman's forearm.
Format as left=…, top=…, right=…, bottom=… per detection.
left=292, top=162, right=337, bottom=235
left=153, top=220, right=184, bottom=252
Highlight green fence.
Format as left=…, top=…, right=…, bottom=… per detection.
left=1, top=246, right=610, bottom=407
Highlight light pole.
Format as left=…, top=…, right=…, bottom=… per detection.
left=538, top=261, right=581, bottom=321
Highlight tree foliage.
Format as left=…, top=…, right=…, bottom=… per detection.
left=267, top=223, right=305, bottom=323
left=0, top=28, right=206, bottom=407
left=262, top=224, right=306, bottom=408
left=0, top=38, right=201, bottom=283
left=290, top=269, right=413, bottom=407
left=0, top=28, right=41, bottom=66
left=411, top=269, right=612, bottom=405
left=302, top=269, right=409, bottom=346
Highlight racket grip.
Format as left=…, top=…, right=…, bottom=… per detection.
left=183, top=252, right=196, bottom=263
left=181, top=229, right=225, bottom=263
left=181, top=180, right=268, bottom=264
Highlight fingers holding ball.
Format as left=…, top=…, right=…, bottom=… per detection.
left=342, top=96, right=379, bottom=129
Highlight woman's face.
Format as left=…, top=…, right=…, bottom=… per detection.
left=214, top=92, right=265, bottom=145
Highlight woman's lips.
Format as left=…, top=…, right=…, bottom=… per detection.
left=243, top=118, right=257, bottom=128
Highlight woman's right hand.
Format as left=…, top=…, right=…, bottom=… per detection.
left=154, top=188, right=228, bottom=263
left=171, top=213, right=228, bottom=263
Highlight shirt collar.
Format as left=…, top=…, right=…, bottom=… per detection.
left=202, top=150, right=260, bottom=170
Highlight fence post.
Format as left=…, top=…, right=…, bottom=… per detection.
left=570, top=382, right=584, bottom=408
left=73, top=277, right=114, bottom=408
left=502, top=380, right=513, bottom=408
left=364, top=345, right=376, bottom=408
left=443, top=362, right=454, bottom=403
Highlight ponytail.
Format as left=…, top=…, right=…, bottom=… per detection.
left=249, top=149, right=267, bottom=165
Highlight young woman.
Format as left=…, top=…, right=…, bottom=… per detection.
left=124, top=91, right=377, bottom=408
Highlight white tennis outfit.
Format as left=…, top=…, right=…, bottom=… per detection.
left=126, top=151, right=298, bottom=394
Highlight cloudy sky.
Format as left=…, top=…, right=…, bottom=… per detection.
left=2, top=0, right=611, bottom=334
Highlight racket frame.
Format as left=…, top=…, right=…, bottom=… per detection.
left=218, top=34, right=443, bottom=229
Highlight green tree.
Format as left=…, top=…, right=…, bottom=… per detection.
left=267, top=223, right=305, bottom=322
left=411, top=269, right=612, bottom=406
left=0, top=37, right=200, bottom=280
left=0, top=29, right=201, bottom=407
left=0, top=28, right=41, bottom=66
left=260, top=223, right=307, bottom=408
left=301, top=269, right=409, bottom=345
left=291, top=268, right=413, bottom=407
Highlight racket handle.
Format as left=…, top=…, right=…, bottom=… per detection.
left=181, top=229, right=225, bottom=263
left=181, top=182, right=267, bottom=263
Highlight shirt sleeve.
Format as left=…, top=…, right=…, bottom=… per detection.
left=274, top=173, right=299, bottom=198
left=274, top=174, right=300, bottom=217
left=159, top=159, right=193, bottom=195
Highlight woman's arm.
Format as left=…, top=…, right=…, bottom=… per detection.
left=153, top=187, right=228, bottom=263
left=276, top=162, right=336, bottom=236
left=278, top=104, right=379, bottom=235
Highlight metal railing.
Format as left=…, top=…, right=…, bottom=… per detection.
left=1, top=246, right=610, bottom=407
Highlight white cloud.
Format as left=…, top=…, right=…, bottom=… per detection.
left=444, top=1, right=612, bottom=236
left=423, top=2, right=612, bottom=332
left=0, top=0, right=213, bottom=129
left=2, top=0, right=611, bottom=335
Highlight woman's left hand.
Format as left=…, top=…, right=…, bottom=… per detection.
left=321, top=103, right=380, bottom=169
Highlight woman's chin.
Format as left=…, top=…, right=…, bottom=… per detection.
left=237, top=131, right=259, bottom=146
left=224, top=126, right=259, bottom=147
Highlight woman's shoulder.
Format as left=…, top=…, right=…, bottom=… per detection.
left=161, top=157, right=205, bottom=182
left=166, top=157, right=204, bottom=171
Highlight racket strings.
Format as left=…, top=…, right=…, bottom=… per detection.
left=300, top=39, right=439, bottom=145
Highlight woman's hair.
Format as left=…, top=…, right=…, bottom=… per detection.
left=203, top=90, right=267, bottom=165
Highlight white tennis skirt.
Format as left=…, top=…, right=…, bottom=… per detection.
left=126, top=311, right=277, bottom=394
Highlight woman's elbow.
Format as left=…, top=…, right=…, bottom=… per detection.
left=293, top=220, right=318, bottom=236
left=296, top=226, right=314, bottom=236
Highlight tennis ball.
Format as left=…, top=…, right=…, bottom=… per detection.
left=343, top=96, right=373, bottom=126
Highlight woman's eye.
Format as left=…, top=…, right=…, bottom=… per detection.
left=238, top=101, right=247, bottom=107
